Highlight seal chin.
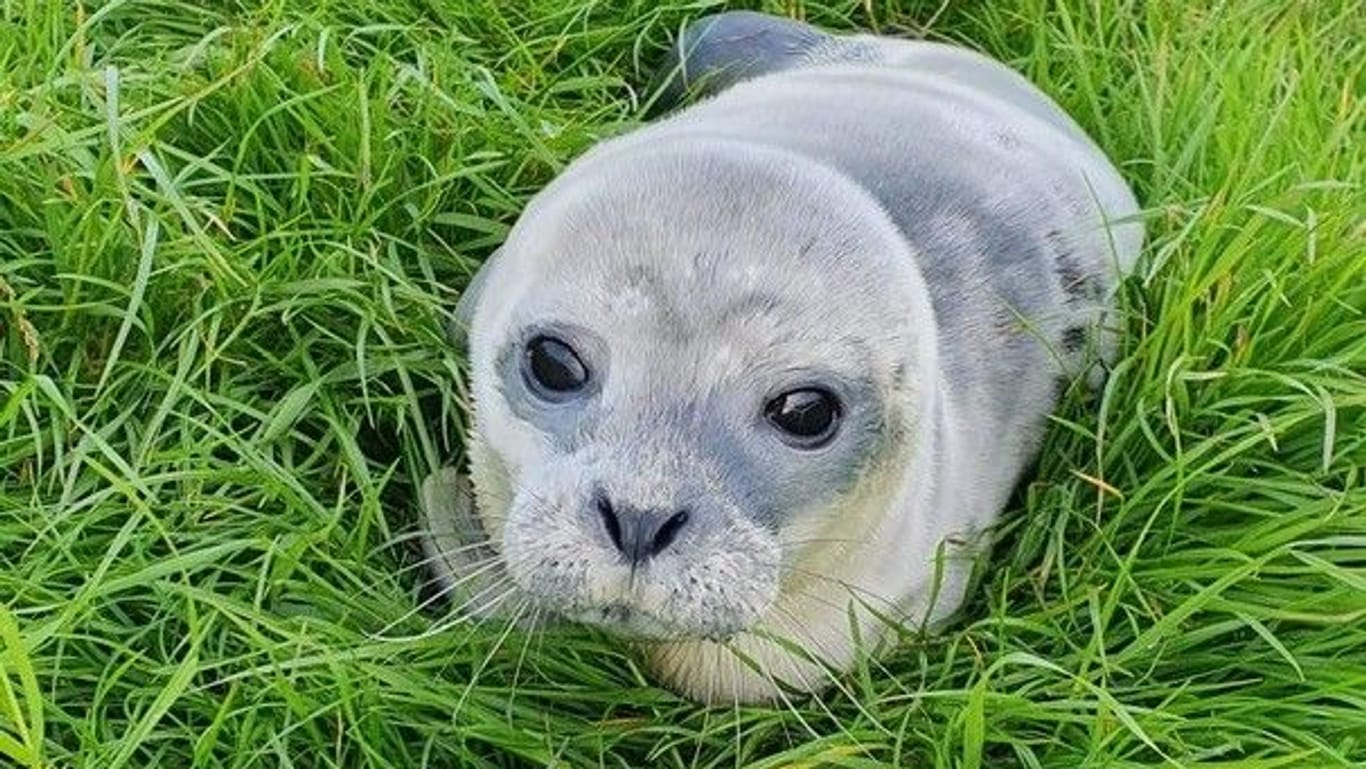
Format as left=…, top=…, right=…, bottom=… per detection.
left=569, top=603, right=743, bottom=643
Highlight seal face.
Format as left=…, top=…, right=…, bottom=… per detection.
left=470, top=146, right=925, bottom=644
left=421, top=11, right=1143, bottom=703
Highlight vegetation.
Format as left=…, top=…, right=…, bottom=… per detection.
left=2, top=0, right=1362, bottom=766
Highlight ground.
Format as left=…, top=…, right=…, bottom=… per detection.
left=1, top=1, right=1363, bottom=767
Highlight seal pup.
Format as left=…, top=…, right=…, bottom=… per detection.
left=419, top=11, right=1143, bottom=703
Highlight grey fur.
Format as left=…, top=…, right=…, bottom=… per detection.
left=422, top=11, right=1142, bottom=703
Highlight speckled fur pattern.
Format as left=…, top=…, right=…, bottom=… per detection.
left=420, top=11, right=1142, bottom=703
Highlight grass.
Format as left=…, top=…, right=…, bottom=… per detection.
left=1, top=0, right=1363, bottom=766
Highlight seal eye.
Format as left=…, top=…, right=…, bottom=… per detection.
left=764, top=388, right=841, bottom=447
left=524, top=335, right=589, bottom=395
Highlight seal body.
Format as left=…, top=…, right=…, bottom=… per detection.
left=422, top=11, right=1142, bottom=703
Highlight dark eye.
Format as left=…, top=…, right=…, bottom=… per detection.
left=764, top=388, right=841, bottom=447
left=524, top=336, right=589, bottom=396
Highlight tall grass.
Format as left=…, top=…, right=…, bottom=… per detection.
left=2, top=0, right=1362, bottom=766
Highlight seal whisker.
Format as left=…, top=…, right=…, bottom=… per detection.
left=366, top=528, right=441, bottom=553
left=770, top=566, right=909, bottom=620
left=385, top=577, right=525, bottom=642
left=420, top=551, right=507, bottom=588
left=433, top=598, right=536, bottom=693
left=777, top=535, right=872, bottom=549
left=758, top=602, right=895, bottom=735
left=391, top=544, right=501, bottom=580
left=719, top=619, right=832, bottom=736
left=450, top=594, right=531, bottom=638
left=374, top=559, right=515, bottom=639
left=504, top=601, right=549, bottom=694
left=768, top=586, right=929, bottom=708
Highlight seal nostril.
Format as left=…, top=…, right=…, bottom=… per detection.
left=596, top=493, right=624, bottom=553
left=649, top=509, right=690, bottom=556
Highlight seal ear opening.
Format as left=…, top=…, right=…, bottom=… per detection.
left=448, top=247, right=500, bottom=353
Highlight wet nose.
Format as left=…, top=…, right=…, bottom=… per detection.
left=594, top=491, right=691, bottom=566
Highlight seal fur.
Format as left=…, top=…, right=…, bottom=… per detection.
left=419, top=11, right=1143, bottom=703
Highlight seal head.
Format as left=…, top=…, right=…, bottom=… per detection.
left=455, top=139, right=940, bottom=653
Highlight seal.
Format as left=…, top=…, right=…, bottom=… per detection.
left=419, top=11, right=1143, bottom=703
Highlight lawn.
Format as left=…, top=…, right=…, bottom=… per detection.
left=1, top=0, right=1363, bottom=766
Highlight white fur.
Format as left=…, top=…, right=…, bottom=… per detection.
left=421, top=24, right=1142, bottom=703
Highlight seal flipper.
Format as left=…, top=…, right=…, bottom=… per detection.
left=418, top=467, right=515, bottom=617
left=647, top=11, right=876, bottom=115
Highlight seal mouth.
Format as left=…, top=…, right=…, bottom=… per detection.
left=571, top=603, right=684, bottom=640
left=568, top=603, right=734, bottom=642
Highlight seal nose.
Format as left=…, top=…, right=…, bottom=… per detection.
left=595, top=492, right=691, bottom=566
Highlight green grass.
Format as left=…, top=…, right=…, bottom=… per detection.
left=1, top=0, right=1363, bottom=766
